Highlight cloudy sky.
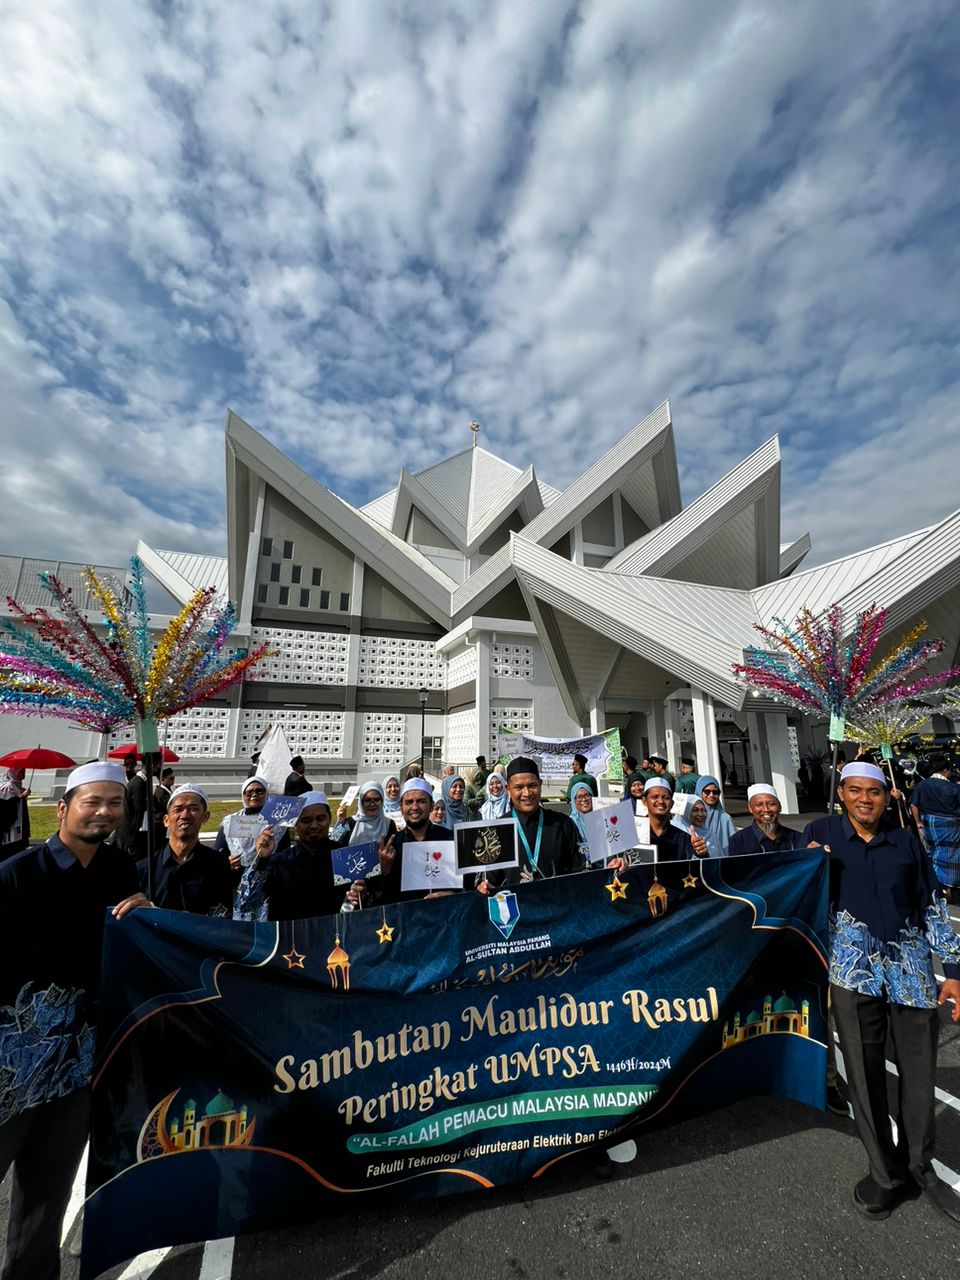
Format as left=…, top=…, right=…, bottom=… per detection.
left=2, top=0, right=958, bottom=572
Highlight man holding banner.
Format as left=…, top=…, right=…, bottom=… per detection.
left=805, top=761, right=960, bottom=1223
left=477, top=757, right=581, bottom=892
left=354, top=777, right=454, bottom=905
left=245, top=791, right=350, bottom=921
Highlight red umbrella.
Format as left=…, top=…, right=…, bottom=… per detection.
left=0, top=747, right=77, bottom=770
left=107, top=743, right=181, bottom=763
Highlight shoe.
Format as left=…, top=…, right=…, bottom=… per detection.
left=826, top=1085, right=850, bottom=1117
left=917, top=1174, right=960, bottom=1224
left=853, top=1175, right=894, bottom=1220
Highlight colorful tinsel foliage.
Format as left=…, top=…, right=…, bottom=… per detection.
left=0, top=558, right=271, bottom=733
left=845, top=704, right=937, bottom=749
left=733, top=603, right=960, bottom=720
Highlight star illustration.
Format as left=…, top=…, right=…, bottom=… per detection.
left=605, top=875, right=627, bottom=902
left=283, top=946, right=306, bottom=969
left=376, top=921, right=395, bottom=944
left=682, top=872, right=699, bottom=889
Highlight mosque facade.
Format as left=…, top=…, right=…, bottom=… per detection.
left=2, top=401, right=958, bottom=813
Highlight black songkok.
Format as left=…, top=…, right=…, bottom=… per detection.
left=506, top=756, right=540, bottom=779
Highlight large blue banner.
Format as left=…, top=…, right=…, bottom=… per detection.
left=81, top=851, right=828, bottom=1278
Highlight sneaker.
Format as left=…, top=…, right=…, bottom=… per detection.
left=826, top=1085, right=850, bottom=1117
left=853, top=1175, right=894, bottom=1220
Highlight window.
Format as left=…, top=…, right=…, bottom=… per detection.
left=256, top=584, right=268, bottom=604
left=261, top=536, right=273, bottom=556
left=279, top=586, right=289, bottom=605
left=312, top=567, right=322, bottom=586
left=269, top=563, right=281, bottom=582
left=282, top=540, right=294, bottom=559
left=299, top=589, right=310, bottom=608
left=291, top=564, right=302, bottom=584
left=339, top=592, right=350, bottom=611
left=320, top=590, right=330, bottom=609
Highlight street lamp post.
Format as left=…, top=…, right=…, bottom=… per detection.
left=418, top=687, right=429, bottom=771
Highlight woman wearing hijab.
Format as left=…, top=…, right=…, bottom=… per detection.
left=624, top=773, right=648, bottom=815
left=383, top=775, right=402, bottom=816
left=481, top=771, right=511, bottom=821
left=335, top=780, right=397, bottom=846
left=567, top=779, right=595, bottom=863
left=442, top=773, right=472, bottom=826
left=215, top=774, right=288, bottom=869
left=694, top=775, right=735, bottom=856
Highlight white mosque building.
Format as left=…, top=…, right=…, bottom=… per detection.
left=2, top=401, right=958, bottom=812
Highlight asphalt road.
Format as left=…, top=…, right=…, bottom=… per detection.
left=4, top=913, right=960, bottom=1280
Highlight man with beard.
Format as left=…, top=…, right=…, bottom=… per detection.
left=728, top=784, right=805, bottom=854
left=349, top=777, right=454, bottom=905
left=144, top=784, right=233, bottom=916
left=247, top=791, right=349, bottom=920
left=804, top=761, right=960, bottom=1222
left=0, top=762, right=150, bottom=1280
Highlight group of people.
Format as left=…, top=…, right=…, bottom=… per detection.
left=2, top=747, right=960, bottom=1279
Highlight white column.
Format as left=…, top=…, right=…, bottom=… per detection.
left=690, top=689, right=722, bottom=786
left=764, top=713, right=799, bottom=815
left=664, top=700, right=682, bottom=774
left=648, top=701, right=667, bottom=758
left=474, top=635, right=490, bottom=758
left=745, top=711, right=767, bottom=790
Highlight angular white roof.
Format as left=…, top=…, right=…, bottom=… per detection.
left=136, top=544, right=230, bottom=600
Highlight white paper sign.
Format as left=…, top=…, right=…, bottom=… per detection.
left=226, top=812, right=266, bottom=867
left=582, top=798, right=636, bottom=865
left=400, top=841, right=461, bottom=892
left=341, top=784, right=360, bottom=807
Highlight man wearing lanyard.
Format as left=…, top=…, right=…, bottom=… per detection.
left=474, top=756, right=581, bottom=888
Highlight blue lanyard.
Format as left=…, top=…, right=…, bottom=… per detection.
left=512, top=807, right=544, bottom=872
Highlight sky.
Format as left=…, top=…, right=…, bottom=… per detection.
left=2, top=0, right=959, bottom=573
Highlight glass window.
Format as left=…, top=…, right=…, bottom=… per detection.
left=299, top=589, right=310, bottom=608
left=320, top=590, right=330, bottom=609
left=261, top=536, right=273, bottom=556
left=312, top=567, right=322, bottom=586
left=339, top=592, right=350, bottom=611
left=291, top=564, right=302, bottom=584
left=256, top=584, right=268, bottom=604
left=269, top=563, right=281, bottom=582
left=279, top=586, right=289, bottom=605
left=283, top=540, right=294, bottom=559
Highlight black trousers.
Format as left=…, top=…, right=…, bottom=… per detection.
left=0, top=1089, right=90, bottom=1280
left=831, top=984, right=940, bottom=1191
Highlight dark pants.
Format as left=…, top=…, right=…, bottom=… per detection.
left=0, top=1089, right=90, bottom=1280
left=831, top=984, right=939, bottom=1191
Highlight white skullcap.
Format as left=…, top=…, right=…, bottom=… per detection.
left=644, top=776, right=672, bottom=794
left=66, top=761, right=127, bottom=792
left=747, top=784, right=779, bottom=801
left=401, top=777, right=433, bottom=798
left=167, top=782, right=208, bottom=808
left=840, top=762, right=886, bottom=785
left=241, top=774, right=269, bottom=795
left=297, top=790, right=330, bottom=810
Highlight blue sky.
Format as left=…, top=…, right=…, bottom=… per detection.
left=2, top=0, right=958, bottom=569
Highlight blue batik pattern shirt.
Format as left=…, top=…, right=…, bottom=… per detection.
left=0, top=983, right=95, bottom=1125
left=804, top=814, right=960, bottom=1006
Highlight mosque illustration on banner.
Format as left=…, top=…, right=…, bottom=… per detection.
left=721, top=993, right=810, bottom=1050
left=137, top=1088, right=256, bottom=1160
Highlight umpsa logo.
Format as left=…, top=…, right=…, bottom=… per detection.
left=488, top=890, right=520, bottom=940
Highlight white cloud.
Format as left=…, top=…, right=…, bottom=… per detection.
left=0, top=0, right=957, bottom=579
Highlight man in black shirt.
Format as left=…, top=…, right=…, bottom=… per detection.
left=0, top=761, right=150, bottom=1280
left=477, top=756, right=581, bottom=890
left=116, top=752, right=149, bottom=857
left=353, top=777, right=454, bottom=905
left=641, top=777, right=701, bottom=861
left=284, top=755, right=312, bottom=797
left=728, top=784, right=805, bottom=855
left=143, top=784, right=233, bottom=916
left=246, top=790, right=348, bottom=920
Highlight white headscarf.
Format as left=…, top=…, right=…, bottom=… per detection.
left=481, top=772, right=511, bottom=820
left=349, top=780, right=393, bottom=845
